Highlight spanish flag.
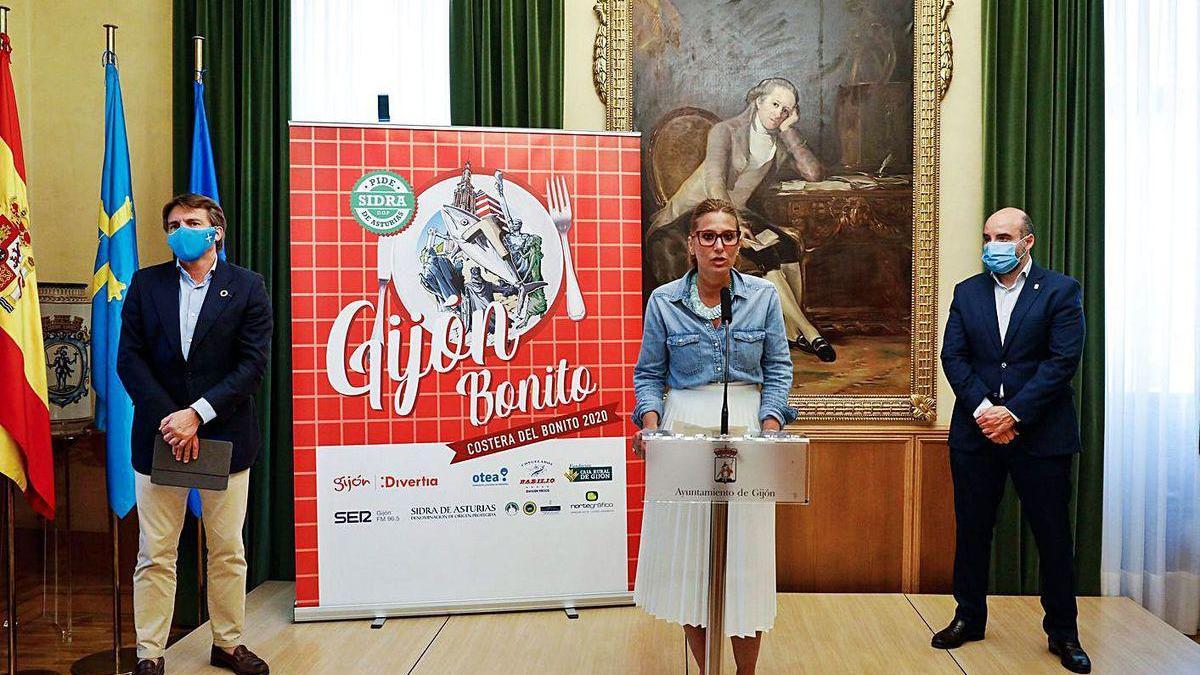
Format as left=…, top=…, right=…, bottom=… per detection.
left=0, top=32, right=54, bottom=519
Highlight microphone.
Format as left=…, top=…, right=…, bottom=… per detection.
left=720, top=286, right=733, bottom=435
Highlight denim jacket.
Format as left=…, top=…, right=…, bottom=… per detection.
left=632, top=269, right=797, bottom=428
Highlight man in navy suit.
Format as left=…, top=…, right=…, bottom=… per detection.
left=934, top=207, right=1091, bottom=673
left=118, top=194, right=271, bottom=675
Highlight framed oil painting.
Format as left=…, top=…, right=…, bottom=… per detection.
left=594, top=0, right=949, bottom=421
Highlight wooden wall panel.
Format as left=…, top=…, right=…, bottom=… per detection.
left=915, top=436, right=955, bottom=593
left=776, top=435, right=910, bottom=592
left=773, top=426, right=953, bottom=594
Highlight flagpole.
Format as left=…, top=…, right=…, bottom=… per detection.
left=190, top=33, right=210, bottom=626
left=193, top=35, right=204, bottom=84
left=2, top=33, right=15, bottom=674
left=102, top=23, right=116, bottom=65
left=0, top=7, right=64, bottom=671
left=0, top=8, right=10, bottom=672
left=72, top=23, right=136, bottom=675
left=100, top=32, right=121, bottom=669
left=0, top=11, right=18, bottom=675
left=103, top=20, right=132, bottom=665
left=6, top=482, right=16, bottom=675
left=1, top=480, right=55, bottom=675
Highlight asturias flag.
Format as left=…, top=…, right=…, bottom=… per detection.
left=91, top=58, right=139, bottom=517
left=0, top=32, right=54, bottom=519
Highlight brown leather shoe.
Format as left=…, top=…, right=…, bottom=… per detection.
left=134, top=658, right=164, bottom=675
left=210, top=645, right=269, bottom=675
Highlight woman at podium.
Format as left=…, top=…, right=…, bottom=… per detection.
left=632, top=198, right=796, bottom=673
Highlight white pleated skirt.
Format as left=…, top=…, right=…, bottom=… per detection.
left=633, top=383, right=777, bottom=637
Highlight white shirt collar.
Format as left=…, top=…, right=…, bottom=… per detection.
left=992, top=256, right=1033, bottom=290
left=747, top=114, right=776, bottom=168
left=750, top=113, right=770, bottom=136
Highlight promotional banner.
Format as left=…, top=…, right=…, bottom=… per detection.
left=289, top=124, right=643, bottom=619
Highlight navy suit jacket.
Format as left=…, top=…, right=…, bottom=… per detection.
left=940, top=262, right=1085, bottom=456
left=117, top=260, right=273, bottom=475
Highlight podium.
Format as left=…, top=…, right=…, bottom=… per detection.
left=643, top=432, right=810, bottom=675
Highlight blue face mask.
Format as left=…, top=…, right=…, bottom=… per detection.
left=167, top=226, right=218, bottom=262
left=982, top=237, right=1029, bottom=274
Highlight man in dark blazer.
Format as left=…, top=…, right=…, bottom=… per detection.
left=935, top=207, right=1091, bottom=674
left=118, top=194, right=271, bottom=675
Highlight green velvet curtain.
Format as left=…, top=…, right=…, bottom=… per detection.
left=449, top=0, right=564, bottom=128
left=172, top=0, right=293, bottom=622
left=983, top=0, right=1104, bottom=596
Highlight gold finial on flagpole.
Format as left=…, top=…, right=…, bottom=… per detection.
left=193, top=35, right=204, bottom=83
left=103, top=23, right=117, bottom=65
left=0, top=7, right=10, bottom=35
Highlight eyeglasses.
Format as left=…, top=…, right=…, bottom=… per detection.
left=692, top=230, right=741, bottom=247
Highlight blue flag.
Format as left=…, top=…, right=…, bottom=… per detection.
left=92, top=61, right=139, bottom=518
left=189, top=79, right=224, bottom=261
left=184, top=79, right=223, bottom=516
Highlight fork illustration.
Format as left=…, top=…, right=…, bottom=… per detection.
left=546, top=175, right=586, bottom=321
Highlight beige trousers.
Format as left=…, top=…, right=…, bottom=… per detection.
left=764, top=264, right=819, bottom=341
left=133, top=470, right=250, bottom=659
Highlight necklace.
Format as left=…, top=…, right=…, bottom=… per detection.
left=688, top=274, right=722, bottom=320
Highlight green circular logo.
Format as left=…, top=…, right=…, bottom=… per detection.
left=350, top=171, right=416, bottom=235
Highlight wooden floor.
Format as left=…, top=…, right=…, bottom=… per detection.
left=161, top=582, right=1200, bottom=674
left=6, top=572, right=136, bottom=673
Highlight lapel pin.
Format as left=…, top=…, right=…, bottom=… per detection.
left=1034, top=283, right=1040, bottom=290
left=219, top=289, right=229, bottom=297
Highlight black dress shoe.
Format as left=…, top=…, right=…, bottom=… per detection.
left=810, top=336, right=837, bottom=362
left=1048, top=639, right=1092, bottom=673
left=931, top=617, right=985, bottom=649
left=791, top=336, right=837, bottom=362
left=211, top=645, right=270, bottom=674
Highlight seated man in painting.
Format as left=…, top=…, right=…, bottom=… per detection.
left=646, top=77, right=836, bottom=362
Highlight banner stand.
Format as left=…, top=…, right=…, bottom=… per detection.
left=288, top=122, right=643, bottom=620
left=294, top=591, right=633, bottom=623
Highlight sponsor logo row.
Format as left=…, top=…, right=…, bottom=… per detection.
left=332, top=491, right=616, bottom=526
left=331, top=461, right=613, bottom=495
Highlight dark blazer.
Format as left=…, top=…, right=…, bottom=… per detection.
left=118, top=260, right=273, bottom=475
left=940, top=262, right=1085, bottom=456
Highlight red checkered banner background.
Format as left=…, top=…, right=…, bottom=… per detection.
left=289, top=124, right=644, bottom=619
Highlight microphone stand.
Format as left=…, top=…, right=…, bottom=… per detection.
left=720, top=321, right=730, bottom=436
left=707, top=284, right=734, bottom=674
left=720, top=286, right=732, bottom=436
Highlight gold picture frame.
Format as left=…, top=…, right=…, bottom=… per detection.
left=597, top=0, right=952, bottom=422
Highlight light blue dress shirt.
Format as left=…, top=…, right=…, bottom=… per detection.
left=178, top=258, right=218, bottom=424
left=632, top=269, right=797, bottom=428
